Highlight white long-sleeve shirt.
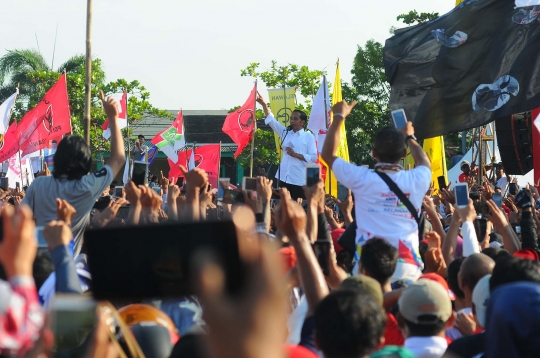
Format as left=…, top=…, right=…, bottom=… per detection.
left=265, top=113, right=318, bottom=186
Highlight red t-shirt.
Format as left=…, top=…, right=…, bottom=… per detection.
left=381, top=313, right=404, bottom=347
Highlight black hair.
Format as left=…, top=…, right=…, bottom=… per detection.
left=33, top=251, right=54, bottom=290
left=360, top=238, right=398, bottom=286
left=53, top=135, right=92, bottom=180
left=374, top=127, right=406, bottom=163
left=490, top=256, right=540, bottom=292
left=481, top=247, right=511, bottom=262
left=404, top=317, right=447, bottom=337
left=138, top=134, right=145, bottom=139
left=314, top=290, right=385, bottom=358
left=447, top=257, right=466, bottom=300
left=292, top=110, right=308, bottom=122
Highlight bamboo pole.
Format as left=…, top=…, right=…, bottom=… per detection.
left=84, top=0, right=92, bottom=145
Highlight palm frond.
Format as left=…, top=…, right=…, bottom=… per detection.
left=57, top=54, right=85, bottom=74
left=0, top=49, right=49, bottom=84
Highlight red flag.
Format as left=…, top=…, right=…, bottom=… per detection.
left=17, top=73, right=72, bottom=156
left=0, top=122, right=20, bottom=163
left=168, top=144, right=221, bottom=187
left=222, top=84, right=256, bottom=158
left=102, top=91, right=128, bottom=139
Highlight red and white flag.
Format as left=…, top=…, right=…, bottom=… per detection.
left=222, top=84, right=256, bottom=158
left=169, top=144, right=221, bottom=187
left=17, top=73, right=72, bottom=156
left=0, top=122, right=20, bottom=163
left=102, top=91, right=127, bottom=139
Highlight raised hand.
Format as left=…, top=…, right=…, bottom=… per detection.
left=276, top=189, right=307, bottom=241
left=179, top=165, right=208, bottom=191
left=331, top=100, right=357, bottom=119
left=56, top=198, right=77, bottom=226
left=256, top=176, right=273, bottom=203
left=336, top=189, right=353, bottom=216
left=99, top=90, right=119, bottom=119
left=43, top=220, right=73, bottom=250
left=125, top=180, right=141, bottom=205
left=92, top=198, right=128, bottom=228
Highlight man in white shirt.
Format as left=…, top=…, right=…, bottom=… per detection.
left=321, top=101, right=431, bottom=281
left=494, top=163, right=510, bottom=194
left=257, top=93, right=317, bottom=200
left=399, top=280, right=453, bottom=358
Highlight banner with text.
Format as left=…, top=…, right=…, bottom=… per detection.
left=267, top=87, right=296, bottom=158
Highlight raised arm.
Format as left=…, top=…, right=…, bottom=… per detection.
left=100, top=90, right=126, bottom=177
left=257, top=92, right=287, bottom=137
left=400, top=121, right=430, bottom=168
left=321, top=100, right=357, bottom=168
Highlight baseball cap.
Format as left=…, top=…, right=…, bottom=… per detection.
left=398, top=280, right=452, bottom=324
left=472, top=274, right=491, bottom=328
left=513, top=248, right=540, bottom=261
left=419, top=273, right=456, bottom=300
left=340, top=275, right=383, bottom=307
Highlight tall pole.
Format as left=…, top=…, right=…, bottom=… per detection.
left=250, top=81, right=257, bottom=177
left=124, top=92, right=131, bottom=179
left=84, top=0, right=92, bottom=146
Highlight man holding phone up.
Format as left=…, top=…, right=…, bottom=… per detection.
left=322, top=103, right=431, bottom=282
left=256, top=93, right=317, bottom=200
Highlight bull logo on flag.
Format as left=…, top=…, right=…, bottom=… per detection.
left=43, top=105, right=54, bottom=133
left=238, top=109, right=254, bottom=133
left=194, top=154, right=203, bottom=167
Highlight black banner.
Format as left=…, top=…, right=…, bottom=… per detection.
left=384, top=0, right=540, bottom=139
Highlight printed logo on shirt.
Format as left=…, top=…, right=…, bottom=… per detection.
left=94, top=167, right=108, bottom=178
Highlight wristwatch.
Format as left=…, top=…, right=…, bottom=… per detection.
left=405, top=135, right=417, bottom=144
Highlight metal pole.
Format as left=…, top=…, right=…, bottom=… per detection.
left=250, top=81, right=257, bottom=177
left=83, top=0, right=92, bottom=146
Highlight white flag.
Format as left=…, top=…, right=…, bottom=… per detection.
left=6, top=151, right=34, bottom=188
left=188, top=149, right=196, bottom=171
left=307, top=76, right=330, bottom=152
left=102, top=92, right=128, bottom=139
left=515, top=0, right=540, bottom=7
left=0, top=90, right=18, bottom=134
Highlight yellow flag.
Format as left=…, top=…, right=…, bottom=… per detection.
left=423, top=136, right=448, bottom=191
left=456, top=0, right=464, bottom=5
left=325, top=62, right=350, bottom=197
left=267, top=87, right=296, bottom=158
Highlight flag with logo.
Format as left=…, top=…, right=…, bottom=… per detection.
left=325, top=62, right=350, bottom=197
left=0, top=123, right=20, bottom=163
left=268, top=87, right=296, bottom=158
left=147, top=145, right=158, bottom=167
left=169, top=144, right=221, bottom=187
left=151, top=110, right=186, bottom=162
left=17, top=73, right=72, bottom=156
left=102, top=91, right=127, bottom=139
left=222, top=84, right=256, bottom=158
left=384, top=0, right=540, bottom=139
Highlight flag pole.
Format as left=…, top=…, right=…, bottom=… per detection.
left=250, top=81, right=257, bottom=177
left=9, top=85, right=23, bottom=185
left=84, top=0, right=92, bottom=146
left=124, top=91, right=131, bottom=179
left=218, top=141, right=222, bottom=178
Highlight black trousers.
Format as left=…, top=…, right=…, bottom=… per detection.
left=278, top=180, right=306, bottom=200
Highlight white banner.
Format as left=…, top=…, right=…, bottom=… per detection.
left=515, top=0, right=540, bottom=7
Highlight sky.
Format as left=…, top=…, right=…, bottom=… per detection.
left=1, top=0, right=454, bottom=111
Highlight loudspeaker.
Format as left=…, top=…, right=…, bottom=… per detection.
left=495, top=112, right=533, bottom=175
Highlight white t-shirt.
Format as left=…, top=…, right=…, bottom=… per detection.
left=332, top=159, right=431, bottom=272
left=496, top=176, right=508, bottom=194
left=22, top=165, right=114, bottom=256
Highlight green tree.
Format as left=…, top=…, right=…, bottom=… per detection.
left=397, top=10, right=440, bottom=26
left=0, top=49, right=170, bottom=159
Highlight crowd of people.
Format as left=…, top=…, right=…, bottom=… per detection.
left=1, top=93, right=540, bottom=358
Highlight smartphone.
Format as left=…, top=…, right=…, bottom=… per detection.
left=114, top=186, right=123, bottom=198
left=176, top=177, right=184, bottom=187
left=454, top=183, right=469, bottom=208
left=152, top=186, right=161, bottom=196
left=131, top=161, right=149, bottom=186
left=390, top=108, right=408, bottom=129
left=313, top=241, right=331, bottom=276
left=85, top=220, right=244, bottom=299
left=492, top=193, right=502, bottom=208
left=223, top=189, right=245, bottom=205
left=0, top=177, right=8, bottom=191
left=52, top=295, right=97, bottom=353
left=306, top=164, right=321, bottom=187
left=35, top=226, right=48, bottom=249
left=207, top=183, right=212, bottom=192
left=509, top=182, right=518, bottom=195
left=437, top=176, right=447, bottom=190
left=218, top=178, right=230, bottom=201
left=15, top=182, right=20, bottom=190
left=93, top=196, right=111, bottom=211
left=243, top=177, right=257, bottom=191
left=116, top=205, right=130, bottom=220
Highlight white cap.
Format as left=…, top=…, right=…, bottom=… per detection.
left=472, top=274, right=491, bottom=327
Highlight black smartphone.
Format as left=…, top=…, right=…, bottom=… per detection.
left=474, top=217, right=488, bottom=243
left=15, top=182, right=20, bottom=190
left=131, top=161, right=148, bottom=186
left=492, top=193, right=502, bottom=208
left=509, top=182, right=518, bottom=195
left=243, top=177, right=257, bottom=191
left=85, top=220, right=244, bottom=299
left=114, top=186, right=123, bottom=198
left=93, top=196, right=111, bottom=211
left=0, top=177, right=8, bottom=191
left=223, top=189, right=245, bottom=205
left=437, top=176, right=447, bottom=190
left=313, top=241, right=331, bottom=276
left=306, top=164, right=320, bottom=187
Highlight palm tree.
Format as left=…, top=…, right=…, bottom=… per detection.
left=0, top=49, right=84, bottom=102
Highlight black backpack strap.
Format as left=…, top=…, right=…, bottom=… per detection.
left=375, top=171, right=420, bottom=223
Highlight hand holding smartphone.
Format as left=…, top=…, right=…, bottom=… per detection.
left=306, top=164, right=320, bottom=187
left=454, top=183, right=469, bottom=208
left=390, top=108, right=408, bottom=129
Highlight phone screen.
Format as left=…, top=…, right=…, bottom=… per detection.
left=306, top=166, right=320, bottom=187
left=243, top=178, right=257, bottom=191
left=35, top=226, right=48, bottom=248
left=455, top=185, right=469, bottom=207
left=15, top=182, right=20, bottom=189
left=509, top=183, right=517, bottom=195
left=391, top=109, right=408, bottom=129
left=132, top=161, right=148, bottom=186
left=313, top=241, right=330, bottom=276
left=52, top=296, right=97, bottom=353
left=218, top=179, right=230, bottom=201
left=223, top=189, right=244, bottom=205
left=492, top=193, right=502, bottom=208
left=114, top=187, right=123, bottom=198
left=437, top=176, right=447, bottom=189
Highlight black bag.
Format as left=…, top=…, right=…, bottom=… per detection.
left=375, top=172, right=426, bottom=241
